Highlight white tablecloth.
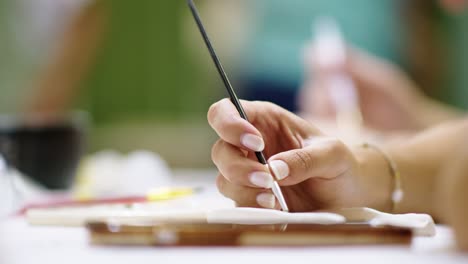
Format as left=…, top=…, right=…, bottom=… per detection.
left=1, top=169, right=467, bottom=264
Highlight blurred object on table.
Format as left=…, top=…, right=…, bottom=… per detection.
left=0, top=111, right=88, bottom=190
left=17, top=186, right=201, bottom=216
left=73, top=150, right=171, bottom=199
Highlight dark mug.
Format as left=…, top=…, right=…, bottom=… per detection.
left=0, top=112, right=87, bottom=190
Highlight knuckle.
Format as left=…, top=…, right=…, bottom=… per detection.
left=245, top=100, right=273, bottom=116
left=329, top=139, right=353, bottom=172
left=328, top=138, right=347, bottom=158
left=292, top=150, right=314, bottom=172
left=261, top=100, right=278, bottom=110
left=263, top=101, right=290, bottom=121
left=256, top=100, right=276, bottom=114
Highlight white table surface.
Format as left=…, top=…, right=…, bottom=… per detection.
left=1, top=169, right=467, bottom=264
left=1, top=220, right=467, bottom=264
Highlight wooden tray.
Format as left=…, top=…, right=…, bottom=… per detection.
left=87, top=222, right=412, bottom=247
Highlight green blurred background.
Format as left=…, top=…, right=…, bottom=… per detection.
left=0, top=0, right=467, bottom=168
left=79, top=1, right=216, bottom=123
left=78, top=0, right=220, bottom=167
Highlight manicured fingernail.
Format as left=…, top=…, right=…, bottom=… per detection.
left=256, top=193, right=276, bottom=209
left=241, top=133, right=264, bottom=152
left=249, top=171, right=274, bottom=188
left=269, top=160, right=289, bottom=180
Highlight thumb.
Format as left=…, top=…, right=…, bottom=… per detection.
left=268, top=137, right=352, bottom=186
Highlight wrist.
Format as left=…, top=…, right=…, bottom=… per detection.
left=352, top=145, right=393, bottom=212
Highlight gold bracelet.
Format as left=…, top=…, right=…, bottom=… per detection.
left=361, top=142, right=403, bottom=212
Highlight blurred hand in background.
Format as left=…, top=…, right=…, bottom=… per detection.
left=299, top=48, right=463, bottom=133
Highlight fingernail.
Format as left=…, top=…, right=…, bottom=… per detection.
left=269, top=160, right=289, bottom=180
left=249, top=172, right=274, bottom=188
left=256, top=193, right=276, bottom=209
left=241, top=133, right=264, bottom=152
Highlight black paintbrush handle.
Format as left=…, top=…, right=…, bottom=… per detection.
left=186, top=0, right=267, bottom=165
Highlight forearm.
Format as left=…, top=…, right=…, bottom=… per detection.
left=386, top=119, right=468, bottom=219
left=415, top=97, right=464, bottom=130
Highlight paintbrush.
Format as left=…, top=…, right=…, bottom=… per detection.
left=186, top=0, right=289, bottom=212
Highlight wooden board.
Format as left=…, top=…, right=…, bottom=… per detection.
left=87, top=222, right=412, bottom=247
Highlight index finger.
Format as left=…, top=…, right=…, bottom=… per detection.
left=208, top=98, right=265, bottom=152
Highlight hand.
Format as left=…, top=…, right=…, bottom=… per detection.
left=300, top=49, right=428, bottom=132
left=208, top=99, right=385, bottom=212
